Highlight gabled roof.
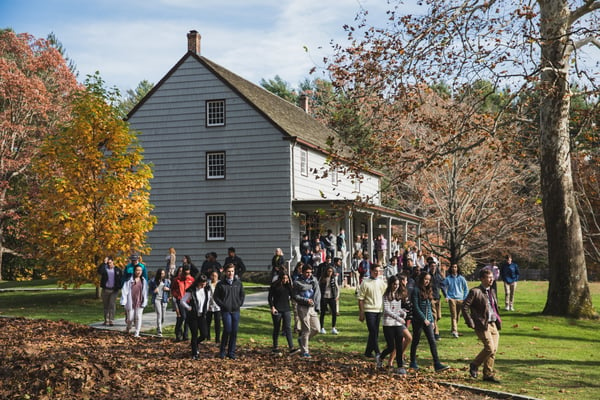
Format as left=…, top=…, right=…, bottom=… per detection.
left=127, top=51, right=345, bottom=157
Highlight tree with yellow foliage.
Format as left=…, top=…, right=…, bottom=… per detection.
left=27, top=74, right=156, bottom=287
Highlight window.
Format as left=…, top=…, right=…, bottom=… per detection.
left=206, top=100, right=225, bottom=126
left=300, top=148, right=308, bottom=176
left=207, top=151, right=225, bottom=179
left=331, top=167, right=338, bottom=186
left=206, top=213, right=226, bottom=241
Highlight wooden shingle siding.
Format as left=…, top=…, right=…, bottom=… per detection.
left=129, top=57, right=293, bottom=271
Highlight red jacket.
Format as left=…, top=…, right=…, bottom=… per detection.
left=171, top=275, right=194, bottom=300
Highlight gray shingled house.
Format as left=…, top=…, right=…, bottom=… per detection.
left=126, top=30, right=421, bottom=273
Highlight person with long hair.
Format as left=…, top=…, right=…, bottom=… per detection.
left=120, top=264, right=148, bottom=337
left=206, top=270, right=221, bottom=343
left=166, top=247, right=177, bottom=279
left=409, top=272, right=450, bottom=372
left=149, top=268, right=171, bottom=337
left=268, top=273, right=300, bottom=354
left=379, top=275, right=412, bottom=374
left=319, top=266, right=340, bottom=335
left=181, top=274, right=211, bottom=359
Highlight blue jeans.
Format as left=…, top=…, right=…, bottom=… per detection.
left=364, top=312, right=382, bottom=356
left=410, top=320, right=441, bottom=367
left=220, top=311, right=240, bottom=357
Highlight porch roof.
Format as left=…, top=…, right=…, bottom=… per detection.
left=292, top=200, right=423, bottom=225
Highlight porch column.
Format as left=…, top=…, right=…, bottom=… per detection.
left=386, top=217, right=392, bottom=262
left=368, top=212, right=374, bottom=263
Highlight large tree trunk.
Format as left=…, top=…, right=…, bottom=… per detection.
left=539, top=0, right=596, bottom=318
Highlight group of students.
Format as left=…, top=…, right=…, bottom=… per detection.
left=357, top=257, right=503, bottom=381
left=98, top=252, right=245, bottom=360
left=98, top=247, right=505, bottom=381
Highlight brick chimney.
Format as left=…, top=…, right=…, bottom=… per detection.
left=187, top=30, right=201, bottom=55
left=299, top=93, right=310, bottom=113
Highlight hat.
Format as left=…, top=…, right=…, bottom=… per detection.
left=130, top=254, right=140, bottom=261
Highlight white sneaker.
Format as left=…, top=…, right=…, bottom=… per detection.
left=510, top=306, right=514, bottom=311
left=320, top=328, right=326, bottom=334
left=331, top=327, right=339, bottom=335
left=505, top=306, right=510, bottom=311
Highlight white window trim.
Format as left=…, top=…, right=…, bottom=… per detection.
left=207, top=151, right=225, bottom=180
left=206, top=99, right=225, bottom=127
left=300, top=148, right=308, bottom=177
left=206, top=213, right=226, bottom=241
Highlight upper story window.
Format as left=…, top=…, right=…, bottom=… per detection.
left=207, top=151, right=225, bottom=179
left=331, top=166, right=339, bottom=186
left=206, top=100, right=225, bottom=127
left=300, top=148, right=308, bottom=176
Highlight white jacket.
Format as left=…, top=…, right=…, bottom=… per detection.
left=120, top=277, right=148, bottom=310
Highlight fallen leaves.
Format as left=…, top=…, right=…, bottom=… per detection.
left=0, top=317, right=490, bottom=399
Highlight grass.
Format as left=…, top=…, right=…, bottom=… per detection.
left=1, top=279, right=599, bottom=399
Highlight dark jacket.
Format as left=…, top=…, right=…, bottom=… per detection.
left=186, top=285, right=211, bottom=317
left=268, top=283, right=293, bottom=313
left=213, top=278, right=245, bottom=312
left=98, top=264, right=123, bottom=290
left=462, top=285, right=502, bottom=331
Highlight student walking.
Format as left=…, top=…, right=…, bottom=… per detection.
left=97, top=256, right=123, bottom=326
left=293, top=264, right=321, bottom=358
left=379, top=276, right=412, bottom=375
left=409, top=272, right=450, bottom=372
left=149, top=268, right=171, bottom=337
left=120, top=264, right=148, bottom=337
left=214, top=264, right=245, bottom=360
left=181, top=274, right=211, bottom=359
left=268, top=273, right=299, bottom=354
left=462, top=268, right=502, bottom=383
left=319, top=266, right=340, bottom=335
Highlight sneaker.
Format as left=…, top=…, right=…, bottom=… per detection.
left=451, top=332, right=459, bottom=338
left=228, top=354, right=236, bottom=360
left=331, top=327, right=339, bottom=335
left=157, top=333, right=163, bottom=338
left=218, top=353, right=225, bottom=359
left=289, top=348, right=301, bottom=355
left=375, top=353, right=382, bottom=369
left=469, top=363, right=478, bottom=378
left=435, top=363, right=450, bottom=372
left=320, top=328, right=326, bottom=334
left=434, top=334, right=441, bottom=341
left=397, top=367, right=407, bottom=375
left=409, top=362, right=419, bottom=370
left=510, top=306, right=514, bottom=311
left=505, top=306, right=510, bottom=311
left=272, top=348, right=281, bottom=354
left=301, top=353, right=311, bottom=358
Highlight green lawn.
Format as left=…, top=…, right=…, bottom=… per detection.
left=1, top=280, right=598, bottom=399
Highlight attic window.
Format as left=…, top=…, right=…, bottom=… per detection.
left=206, top=100, right=225, bottom=126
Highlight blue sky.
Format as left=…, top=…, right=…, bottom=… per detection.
left=1, top=0, right=421, bottom=92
